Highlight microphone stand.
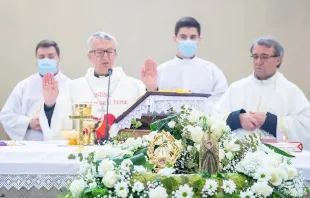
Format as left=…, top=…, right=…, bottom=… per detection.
left=104, top=68, right=113, bottom=140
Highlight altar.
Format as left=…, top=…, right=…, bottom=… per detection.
left=0, top=141, right=309, bottom=198
left=0, top=141, right=96, bottom=198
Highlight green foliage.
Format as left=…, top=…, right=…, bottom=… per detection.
left=131, top=118, right=142, bottom=129
left=150, top=115, right=176, bottom=131
left=263, top=143, right=296, bottom=158
left=68, top=154, right=76, bottom=160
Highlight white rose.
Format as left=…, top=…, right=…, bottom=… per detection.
left=69, top=179, right=87, bottom=197
left=89, top=181, right=97, bottom=189
left=194, top=143, right=200, bottom=151
left=226, top=151, right=233, bottom=160
left=187, top=109, right=203, bottom=123
left=278, top=167, right=288, bottom=181
left=252, top=182, right=273, bottom=197
left=149, top=186, right=168, bottom=198
left=134, top=165, right=147, bottom=173
left=94, top=144, right=124, bottom=159
left=168, top=121, right=176, bottom=128
left=98, top=159, right=115, bottom=176
left=209, top=116, right=230, bottom=138
left=175, top=139, right=183, bottom=151
left=133, top=181, right=145, bottom=193
left=223, top=139, right=240, bottom=152
left=287, top=166, right=298, bottom=180
left=269, top=168, right=283, bottom=186
left=187, top=145, right=193, bottom=152
left=219, top=149, right=225, bottom=161
left=125, top=137, right=135, bottom=145
left=145, top=131, right=157, bottom=142
left=103, top=171, right=119, bottom=188
left=190, top=126, right=204, bottom=144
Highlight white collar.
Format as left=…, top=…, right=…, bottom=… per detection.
left=251, top=71, right=278, bottom=86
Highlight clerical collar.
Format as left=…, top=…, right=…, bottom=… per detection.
left=176, top=55, right=196, bottom=60
left=94, top=71, right=110, bottom=78
left=254, top=72, right=276, bottom=81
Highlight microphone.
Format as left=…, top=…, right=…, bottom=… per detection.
left=104, top=68, right=113, bottom=139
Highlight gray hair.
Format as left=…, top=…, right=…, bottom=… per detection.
left=87, top=31, right=117, bottom=51
left=250, top=37, right=284, bottom=68
left=250, top=37, right=284, bottom=57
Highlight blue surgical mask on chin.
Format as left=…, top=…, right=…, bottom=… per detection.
left=178, top=40, right=197, bottom=58
left=37, top=58, right=57, bottom=76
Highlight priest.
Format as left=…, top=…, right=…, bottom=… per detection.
left=39, top=31, right=147, bottom=140
left=141, top=17, right=228, bottom=103
left=213, top=37, right=310, bottom=150
left=0, top=40, right=70, bottom=140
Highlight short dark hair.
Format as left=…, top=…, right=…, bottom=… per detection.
left=35, top=40, right=60, bottom=56
left=175, top=17, right=201, bottom=36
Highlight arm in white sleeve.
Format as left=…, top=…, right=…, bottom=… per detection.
left=209, top=64, right=228, bottom=103
left=0, top=83, right=30, bottom=140
left=276, top=88, right=310, bottom=151
left=39, top=91, right=73, bottom=140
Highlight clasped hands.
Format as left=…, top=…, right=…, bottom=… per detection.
left=239, top=112, right=267, bottom=131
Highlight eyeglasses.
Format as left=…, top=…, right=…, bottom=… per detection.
left=250, top=54, right=278, bottom=61
left=89, top=49, right=116, bottom=57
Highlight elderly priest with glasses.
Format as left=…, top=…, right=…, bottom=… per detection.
left=39, top=31, right=148, bottom=140
left=213, top=37, right=310, bottom=150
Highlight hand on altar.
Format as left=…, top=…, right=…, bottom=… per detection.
left=249, top=112, right=267, bottom=128
left=240, top=113, right=260, bottom=131
left=42, top=73, right=59, bottom=107
left=29, top=117, right=42, bottom=131
left=141, top=59, right=158, bottom=91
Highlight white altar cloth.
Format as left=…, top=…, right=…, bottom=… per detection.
left=0, top=141, right=98, bottom=190
left=0, top=141, right=309, bottom=191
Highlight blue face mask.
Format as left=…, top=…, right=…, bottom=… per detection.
left=178, top=40, right=197, bottom=58
left=37, top=58, right=57, bottom=76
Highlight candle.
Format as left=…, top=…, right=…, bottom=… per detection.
left=282, top=135, right=289, bottom=152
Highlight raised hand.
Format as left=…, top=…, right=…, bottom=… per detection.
left=42, top=73, right=59, bottom=107
left=141, top=59, right=158, bottom=91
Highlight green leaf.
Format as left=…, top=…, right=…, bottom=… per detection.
left=193, top=179, right=204, bottom=194
left=150, top=115, right=177, bottom=131
left=129, top=152, right=146, bottom=165
left=216, top=172, right=225, bottom=179
left=83, top=188, right=92, bottom=195
left=200, top=171, right=211, bottom=179
left=78, top=153, right=83, bottom=161
left=263, top=143, right=295, bottom=158
left=271, top=190, right=286, bottom=198
left=144, top=160, right=154, bottom=170
left=134, top=148, right=148, bottom=155
left=161, top=177, right=178, bottom=194
left=68, top=154, right=76, bottom=160
left=186, top=161, right=198, bottom=169
left=91, top=187, right=109, bottom=196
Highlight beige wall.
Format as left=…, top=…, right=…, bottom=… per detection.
left=0, top=0, right=309, bottom=139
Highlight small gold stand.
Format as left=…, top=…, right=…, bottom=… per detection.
left=69, top=104, right=94, bottom=152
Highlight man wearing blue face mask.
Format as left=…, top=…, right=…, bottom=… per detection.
left=0, top=40, right=70, bottom=141
left=141, top=17, right=228, bottom=103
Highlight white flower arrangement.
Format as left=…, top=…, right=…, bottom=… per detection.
left=64, top=106, right=309, bottom=198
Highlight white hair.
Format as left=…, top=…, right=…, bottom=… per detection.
left=87, top=31, right=117, bottom=51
